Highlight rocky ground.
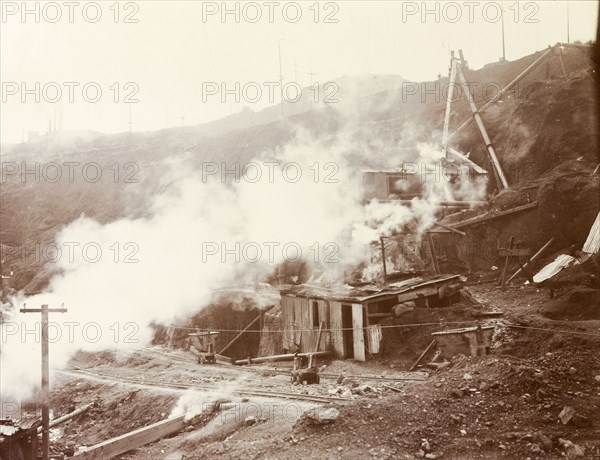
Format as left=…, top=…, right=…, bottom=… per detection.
left=38, top=281, right=600, bottom=460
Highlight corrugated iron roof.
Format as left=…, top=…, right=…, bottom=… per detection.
left=281, top=274, right=462, bottom=303
left=580, top=211, right=600, bottom=262
left=0, top=424, right=20, bottom=436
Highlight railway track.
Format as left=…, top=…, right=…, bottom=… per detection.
left=59, top=367, right=354, bottom=404
left=138, top=348, right=428, bottom=382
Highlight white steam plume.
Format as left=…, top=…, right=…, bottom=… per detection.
left=0, top=120, right=485, bottom=403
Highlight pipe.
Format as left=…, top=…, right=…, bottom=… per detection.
left=446, top=146, right=488, bottom=174
left=235, top=351, right=330, bottom=366
left=37, top=402, right=95, bottom=433
left=455, top=62, right=509, bottom=190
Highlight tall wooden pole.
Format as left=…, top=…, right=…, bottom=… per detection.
left=441, top=57, right=457, bottom=158
left=41, top=305, right=49, bottom=459
left=455, top=61, right=509, bottom=190
left=380, top=237, right=388, bottom=283
left=20, top=304, right=67, bottom=460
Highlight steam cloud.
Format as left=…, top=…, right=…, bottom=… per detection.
left=0, top=109, right=485, bottom=404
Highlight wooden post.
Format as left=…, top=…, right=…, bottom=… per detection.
left=499, top=236, right=514, bottom=287
left=506, top=238, right=555, bottom=284
left=20, top=304, right=67, bottom=460
left=427, top=233, right=441, bottom=275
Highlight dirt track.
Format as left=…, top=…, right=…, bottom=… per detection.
left=44, top=282, right=600, bottom=460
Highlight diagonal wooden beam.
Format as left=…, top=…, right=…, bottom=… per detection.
left=218, top=313, right=262, bottom=356
left=450, top=201, right=538, bottom=229
left=73, top=416, right=186, bottom=459
left=447, top=46, right=554, bottom=144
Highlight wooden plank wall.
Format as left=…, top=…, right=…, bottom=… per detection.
left=329, top=301, right=344, bottom=358
left=300, top=297, right=310, bottom=350
left=318, top=300, right=330, bottom=351
left=281, top=296, right=334, bottom=354
left=281, top=296, right=297, bottom=351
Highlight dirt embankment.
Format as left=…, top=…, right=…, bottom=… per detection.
left=42, top=317, right=600, bottom=460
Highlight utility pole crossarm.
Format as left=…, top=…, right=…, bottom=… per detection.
left=20, top=308, right=67, bottom=313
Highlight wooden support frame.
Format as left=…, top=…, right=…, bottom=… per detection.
left=455, top=60, right=509, bottom=190
left=447, top=46, right=554, bottom=143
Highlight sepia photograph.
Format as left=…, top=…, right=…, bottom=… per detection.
left=0, top=1, right=599, bottom=459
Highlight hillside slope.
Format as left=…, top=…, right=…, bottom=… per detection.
left=0, top=45, right=598, bottom=293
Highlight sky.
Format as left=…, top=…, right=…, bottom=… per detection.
left=0, top=0, right=598, bottom=143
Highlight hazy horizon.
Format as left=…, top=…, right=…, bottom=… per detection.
left=1, top=1, right=598, bottom=143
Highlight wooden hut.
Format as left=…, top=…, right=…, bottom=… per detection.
left=279, top=274, right=463, bottom=361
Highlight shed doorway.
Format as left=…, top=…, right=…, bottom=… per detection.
left=342, top=304, right=354, bottom=359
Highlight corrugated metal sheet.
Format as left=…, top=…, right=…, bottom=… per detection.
left=366, top=325, right=382, bottom=354
left=533, top=254, right=575, bottom=283
left=0, top=425, right=20, bottom=436
left=280, top=275, right=461, bottom=303
left=580, top=212, right=600, bottom=262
